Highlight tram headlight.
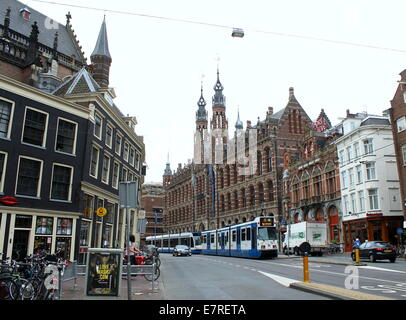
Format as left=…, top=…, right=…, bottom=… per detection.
left=261, top=245, right=266, bottom=249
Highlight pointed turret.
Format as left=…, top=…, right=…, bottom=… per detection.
left=196, top=85, right=208, bottom=122
left=212, top=68, right=226, bottom=108
left=235, top=109, right=243, bottom=130
left=90, top=16, right=112, bottom=88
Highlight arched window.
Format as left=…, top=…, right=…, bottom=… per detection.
left=257, top=151, right=263, bottom=175
left=227, top=193, right=231, bottom=211
left=241, top=188, right=246, bottom=207
left=226, top=166, right=231, bottom=187
left=268, top=180, right=274, bottom=202
left=234, top=190, right=238, bottom=209
left=249, top=186, right=255, bottom=206
left=220, top=194, right=225, bottom=213
left=258, top=183, right=264, bottom=203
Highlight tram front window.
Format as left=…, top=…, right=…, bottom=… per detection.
left=258, top=227, right=277, bottom=240
left=194, top=236, right=202, bottom=246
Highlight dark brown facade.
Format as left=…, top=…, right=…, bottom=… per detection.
left=163, top=82, right=315, bottom=245
left=140, top=183, right=165, bottom=245
left=389, top=69, right=406, bottom=227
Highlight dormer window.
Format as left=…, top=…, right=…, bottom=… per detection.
left=20, top=8, right=31, bottom=20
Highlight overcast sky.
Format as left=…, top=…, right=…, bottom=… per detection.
left=24, top=0, right=406, bottom=183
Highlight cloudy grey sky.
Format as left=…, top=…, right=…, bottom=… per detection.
left=24, top=0, right=406, bottom=183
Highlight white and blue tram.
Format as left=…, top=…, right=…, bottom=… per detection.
left=201, top=217, right=278, bottom=258
left=146, top=232, right=202, bottom=254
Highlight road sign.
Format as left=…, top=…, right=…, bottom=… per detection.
left=119, top=181, right=138, bottom=208
left=96, top=207, right=107, bottom=217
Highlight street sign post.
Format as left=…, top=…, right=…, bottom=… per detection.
left=119, top=181, right=139, bottom=301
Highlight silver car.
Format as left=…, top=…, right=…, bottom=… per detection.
left=173, top=245, right=192, bottom=256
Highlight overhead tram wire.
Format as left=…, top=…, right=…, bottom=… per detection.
left=29, top=0, right=406, bottom=54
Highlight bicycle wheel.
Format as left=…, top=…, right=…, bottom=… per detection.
left=144, top=266, right=160, bottom=281
left=8, top=278, right=30, bottom=300
left=20, top=280, right=36, bottom=300
left=0, top=278, right=14, bottom=300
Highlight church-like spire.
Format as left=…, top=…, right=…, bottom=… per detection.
left=196, top=84, right=208, bottom=122
left=91, top=16, right=111, bottom=59
left=91, top=16, right=112, bottom=88
left=212, top=68, right=226, bottom=107
left=235, top=109, right=243, bottom=129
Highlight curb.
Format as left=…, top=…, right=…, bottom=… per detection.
left=289, top=282, right=394, bottom=300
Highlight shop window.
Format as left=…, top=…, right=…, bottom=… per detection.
left=34, top=236, right=52, bottom=255
left=14, top=214, right=32, bottom=228
left=83, top=194, right=94, bottom=218
left=56, top=237, right=71, bottom=260
left=35, top=216, right=53, bottom=235
left=56, top=218, right=72, bottom=235
left=79, top=220, right=90, bottom=246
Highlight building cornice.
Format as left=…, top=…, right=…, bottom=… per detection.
left=0, top=74, right=90, bottom=119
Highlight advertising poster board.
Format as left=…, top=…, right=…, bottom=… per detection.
left=85, top=248, right=123, bottom=297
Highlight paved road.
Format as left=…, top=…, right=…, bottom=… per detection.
left=159, top=253, right=328, bottom=300
left=159, top=253, right=406, bottom=300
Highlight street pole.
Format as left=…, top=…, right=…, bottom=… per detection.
left=126, top=185, right=132, bottom=300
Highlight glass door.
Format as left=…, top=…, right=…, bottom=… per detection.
left=12, top=230, right=30, bottom=261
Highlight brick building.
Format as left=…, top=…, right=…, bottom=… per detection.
left=163, top=71, right=315, bottom=247
left=0, top=1, right=145, bottom=262
left=389, top=69, right=406, bottom=231
left=140, top=183, right=164, bottom=245
left=282, top=109, right=343, bottom=248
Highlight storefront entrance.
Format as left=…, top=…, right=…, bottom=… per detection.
left=12, top=230, right=30, bottom=261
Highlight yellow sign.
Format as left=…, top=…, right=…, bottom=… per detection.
left=96, top=207, right=107, bottom=217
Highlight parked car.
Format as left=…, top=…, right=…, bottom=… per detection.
left=351, top=241, right=396, bottom=263
left=173, top=245, right=192, bottom=256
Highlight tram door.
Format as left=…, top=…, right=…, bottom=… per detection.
left=251, top=227, right=257, bottom=250
left=236, top=228, right=241, bottom=251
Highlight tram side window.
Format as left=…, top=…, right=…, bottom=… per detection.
left=170, top=238, right=178, bottom=247
left=241, top=228, right=246, bottom=241
left=246, top=228, right=251, bottom=241
left=225, top=232, right=228, bottom=244
left=202, top=235, right=207, bottom=244
left=163, top=239, right=169, bottom=247
left=210, top=234, right=215, bottom=244
left=232, top=230, right=236, bottom=242
left=181, top=238, right=188, bottom=246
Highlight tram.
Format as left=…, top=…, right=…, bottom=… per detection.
left=146, top=232, right=202, bottom=254
left=201, top=217, right=278, bottom=258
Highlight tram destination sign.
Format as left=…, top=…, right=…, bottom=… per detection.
left=259, top=217, right=274, bottom=226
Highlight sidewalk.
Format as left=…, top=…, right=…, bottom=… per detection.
left=60, top=274, right=165, bottom=300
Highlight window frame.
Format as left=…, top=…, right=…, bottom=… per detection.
left=54, top=117, right=78, bottom=156
left=89, top=145, right=100, bottom=179
left=112, top=161, right=120, bottom=189
left=50, top=163, right=74, bottom=202
left=105, top=123, right=114, bottom=148
left=366, top=162, right=376, bottom=180
left=129, top=146, right=135, bottom=167
left=94, top=112, right=103, bottom=140
left=363, top=139, right=374, bottom=155
left=15, top=155, right=43, bottom=198
left=396, top=116, right=406, bottom=133
left=368, top=188, right=379, bottom=210
left=101, top=153, right=111, bottom=185
left=358, top=190, right=365, bottom=212
left=21, top=106, right=49, bottom=148
left=0, top=97, right=15, bottom=140
left=0, top=151, right=7, bottom=193
left=123, top=141, right=129, bottom=162
left=402, top=144, right=406, bottom=166
left=115, top=133, right=122, bottom=156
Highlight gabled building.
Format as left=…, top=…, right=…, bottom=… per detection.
left=0, top=2, right=145, bottom=262
left=335, top=110, right=403, bottom=249
left=282, top=109, right=343, bottom=249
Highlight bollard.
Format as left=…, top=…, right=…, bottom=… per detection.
left=355, top=248, right=360, bottom=265
left=303, top=253, right=309, bottom=283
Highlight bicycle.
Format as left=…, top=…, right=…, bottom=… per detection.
left=124, top=253, right=160, bottom=281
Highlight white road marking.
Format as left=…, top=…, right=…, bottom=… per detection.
left=358, top=266, right=406, bottom=274
left=258, top=271, right=298, bottom=287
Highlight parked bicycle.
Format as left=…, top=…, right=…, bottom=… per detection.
left=123, top=251, right=160, bottom=281
left=0, top=251, right=67, bottom=300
